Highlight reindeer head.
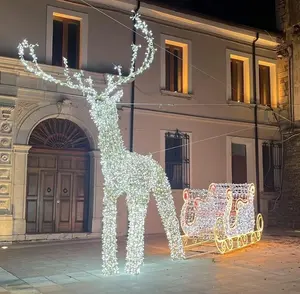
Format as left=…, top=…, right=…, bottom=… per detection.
left=17, top=13, right=156, bottom=109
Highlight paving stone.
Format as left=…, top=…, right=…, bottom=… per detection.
left=67, top=272, right=98, bottom=282
left=23, top=277, right=56, bottom=288
left=86, top=270, right=102, bottom=277
left=45, top=275, right=77, bottom=285
left=10, top=290, right=41, bottom=294
left=36, top=285, right=64, bottom=293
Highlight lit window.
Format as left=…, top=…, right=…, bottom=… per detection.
left=162, top=37, right=190, bottom=94
left=226, top=50, right=251, bottom=104
left=259, top=64, right=271, bottom=106
left=165, top=130, right=190, bottom=189
left=52, top=15, right=80, bottom=69
left=165, top=44, right=183, bottom=92
left=257, top=59, right=277, bottom=108
left=231, top=58, right=245, bottom=102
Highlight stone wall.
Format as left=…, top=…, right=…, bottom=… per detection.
left=270, top=0, right=300, bottom=228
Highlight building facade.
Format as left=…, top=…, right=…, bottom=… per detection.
left=0, top=0, right=283, bottom=243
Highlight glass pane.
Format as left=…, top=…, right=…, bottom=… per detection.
left=263, top=143, right=275, bottom=192
left=68, top=22, right=80, bottom=69
left=52, top=20, right=63, bottom=66
left=259, top=65, right=271, bottom=106
left=231, top=59, right=244, bottom=102
left=165, top=47, right=171, bottom=91
left=231, top=143, right=247, bottom=183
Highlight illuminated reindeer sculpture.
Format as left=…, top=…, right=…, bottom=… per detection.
left=18, top=13, right=184, bottom=275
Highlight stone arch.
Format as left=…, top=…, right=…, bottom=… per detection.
left=15, top=103, right=98, bottom=150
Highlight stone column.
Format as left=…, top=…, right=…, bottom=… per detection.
left=12, top=145, right=31, bottom=240
left=0, top=105, right=15, bottom=243
left=89, top=150, right=103, bottom=234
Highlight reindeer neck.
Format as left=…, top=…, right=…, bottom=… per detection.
left=97, top=104, right=126, bottom=160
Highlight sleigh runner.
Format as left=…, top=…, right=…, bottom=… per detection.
left=180, top=183, right=264, bottom=254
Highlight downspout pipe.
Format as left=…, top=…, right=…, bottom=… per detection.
left=129, top=0, right=141, bottom=152
left=288, top=46, right=294, bottom=127
left=253, top=32, right=260, bottom=213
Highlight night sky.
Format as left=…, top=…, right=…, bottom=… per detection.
left=143, top=0, right=278, bottom=32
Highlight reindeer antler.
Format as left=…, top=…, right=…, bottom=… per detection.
left=100, top=12, right=156, bottom=98
left=17, top=12, right=156, bottom=102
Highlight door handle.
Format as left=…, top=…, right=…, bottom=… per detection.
left=57, top=200, right=60, bottom=204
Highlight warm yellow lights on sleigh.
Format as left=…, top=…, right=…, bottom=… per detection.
left=180, top=183, right=264, bottom=254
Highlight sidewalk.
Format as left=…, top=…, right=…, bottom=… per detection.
left=0, top=233, right=299, bottom=294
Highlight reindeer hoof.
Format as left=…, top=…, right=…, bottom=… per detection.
left=125, top=262, right=142, bottom=275
left=102, top=265, right=119, bottom=276
left=171, top=250, right=186, bottom=260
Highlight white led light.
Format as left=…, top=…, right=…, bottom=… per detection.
left=18, top=12, right=185, bottom=276
left=181, top=183, right=263, bottom=253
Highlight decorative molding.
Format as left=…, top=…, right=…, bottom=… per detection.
left=0, top=137, right=12, bottom=149
left=0, top=105, right=15, bottom=120
left=13, top=144, right=32, bottom=153
left=0, top=169, right=11, bottom=180
left=0, top=121, right=12, bottom=134
left=15, top=101, right=39, bottom=129
left=0, top=184, right=9, bottom=196
left=0, top=198, right=10, bottom=210
left=0, top=153, right=11, bottom=164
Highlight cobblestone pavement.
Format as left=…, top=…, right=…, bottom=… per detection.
left=0, top=234, right=300, bottom=294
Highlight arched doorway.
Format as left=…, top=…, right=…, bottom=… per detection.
left=26, top=118, right=91, bottom=234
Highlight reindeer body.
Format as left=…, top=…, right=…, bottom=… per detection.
left=18, top=13, right=185, bottom=275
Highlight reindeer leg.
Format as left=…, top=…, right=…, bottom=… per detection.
left=153, top=169, right=185, bottom=260
left=125, top=196, right=148, bottom=275
left=102, top=191, right=119, bottom=275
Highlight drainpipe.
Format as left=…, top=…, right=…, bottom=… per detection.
left=252, top=32, right=260, bottom=213
left=288, top=45, right=294, bottom=127
left=129, top=0, right=141, bottom=152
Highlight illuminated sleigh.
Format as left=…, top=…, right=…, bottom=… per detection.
left=180, top=183, right=264, bottom=254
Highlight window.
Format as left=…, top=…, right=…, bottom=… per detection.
left=231, top=58, right=244, bottom=102
left=52, top=16, right=80, bottom=69
left=46, top=7, right=88, bottom=68
left=165, top=44, right=183, bottom=92
left=226, top=50, right=252, bottom=103
left=165, top=130, right=190, bottom=189
left=161, top=35, right=191, bottom=95
left=259, top=64, right=271, bottom=106
left=262, top=142, right=282, bottom=192
left=256, top=59, right=277, bottom=108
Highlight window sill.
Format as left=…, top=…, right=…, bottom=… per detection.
left=161, top=89, right=193, bottom=99
left=227, top=100, right=279, bottom=110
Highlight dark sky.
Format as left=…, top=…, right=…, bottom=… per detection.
left=143, top=0, right=278, bottom=32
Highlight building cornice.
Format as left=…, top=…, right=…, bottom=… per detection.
left=122, top=106, right=278, bottom=131
left=0, top=56, right=106, bottom=88
left=90, top=0, right=279, bottom=48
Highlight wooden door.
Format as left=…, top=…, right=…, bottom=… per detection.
left=40, top=171, right=56, bottom=232
left=26, top=151, right=89, bottom=233
left=56, top=172, right=73, bottom=232
left=72, top=173, right=87, bottom=232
